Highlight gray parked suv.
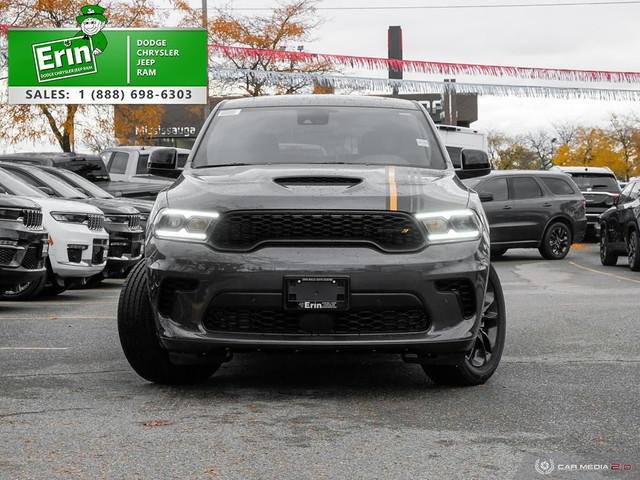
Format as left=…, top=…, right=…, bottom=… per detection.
left=118, top=95, right=506, bottom=387
left=463, top=170, right=587, bottom=259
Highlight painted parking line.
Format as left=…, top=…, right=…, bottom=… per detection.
left=569, top=261, right=640, bottom=285
left=0, top=347, right=69, bottom=351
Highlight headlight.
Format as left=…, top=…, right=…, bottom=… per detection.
left=0, top=208, right=21, bottom=221
left=51, top=212, right=90, bottom=223
left=415, top=209, right=482, bottom=243
left=154, top=209, right=219, bottom=241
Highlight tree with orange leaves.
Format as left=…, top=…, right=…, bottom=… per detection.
left=0, top=0, right=163, bottom=152
left=176, top=0, right=334, bottom=96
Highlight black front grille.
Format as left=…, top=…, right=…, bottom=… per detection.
left=204, top=308, right=429, bottom=335
left=88, top=214, right=104, bottom=230
left=21, top=244, right=42, bottom=270
left=211, top=211, right=425, bottom=252
left=128, top=214, right=140, bottom=229
left=21, top=209, right=43, bottom=229
left=0, top=247, right=16, bottom=265
left=158, top=278, right=199, bottom=317
left=67, top=247, right=83, bottom=263
left=436, top=279, right=476, bottom=318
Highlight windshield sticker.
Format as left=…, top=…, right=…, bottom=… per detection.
left=218, top=109, right=241, bottom=117
left=416, top=139, right=430, bottom=147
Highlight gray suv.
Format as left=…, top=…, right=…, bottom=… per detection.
left=463, top=170, right=587, bottom=259
left=118, top=95, right=506, bottom=387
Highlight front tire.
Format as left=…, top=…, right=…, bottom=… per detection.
left=628, top=230, right=640, bottom=271
left=0, top=274, right=46, bottom=300
left=539, top=222, right=571, bottom=260
left=600, top=222, right=618, bottom=266
left=422, top=264, right=506, bottom=386
left=117, top=260, right=221, bottom=385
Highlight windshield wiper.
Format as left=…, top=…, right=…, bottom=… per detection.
left=194, top=163, right=250, bottom=169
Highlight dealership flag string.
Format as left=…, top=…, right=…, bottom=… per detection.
left=209, top=44, right=640, bottom=85
left=212, top=68, right=640, bottom=102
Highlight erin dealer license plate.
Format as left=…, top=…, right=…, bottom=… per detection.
left=285, top=277, right=349, bottom=310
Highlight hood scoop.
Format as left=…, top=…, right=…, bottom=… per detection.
left=274, top=176, right=363, bottom=187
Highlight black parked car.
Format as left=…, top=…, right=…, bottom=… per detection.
left=462, top=170, right=587, bottom=259
left=600, top=178, right=640, bottom=270
left=0, top=162, right=143, bottom=277
left=35, top=166, right=154, bottom=230
left=553, top=166, right=621, bottom=237
left=118, top=95, right=507, bottom=387
left=0, top=152, right=165, bottom=200
left=0, top=196, right=48, bottom=289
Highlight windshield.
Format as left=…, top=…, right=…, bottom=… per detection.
left=8, top=166, right=90, bottom=199
left=192, top=106, right=447, bottom=170
left=567, top=173, right=620, bottom=192
left=43, top=168, right=113, bottom=199
left=0, top=169, right=47, bottom=197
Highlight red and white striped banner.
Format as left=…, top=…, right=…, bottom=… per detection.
left=210, top=44, right=640, bottom=84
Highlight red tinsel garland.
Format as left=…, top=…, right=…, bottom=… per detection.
left=209, top=44, right=640, bottom=84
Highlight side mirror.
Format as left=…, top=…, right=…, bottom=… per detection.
left=456, top=149, right=492, bottom=179
left=479, top=192, right=494, bottom=202
left=148, top=148, right=181, bottom=179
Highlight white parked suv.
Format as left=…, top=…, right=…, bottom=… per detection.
left=0, top=168, right=109, bottom=299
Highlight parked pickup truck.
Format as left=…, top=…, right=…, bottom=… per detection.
left=0, top=152, right=171, bottom=200
left=99, top=146, right=189, bottom=182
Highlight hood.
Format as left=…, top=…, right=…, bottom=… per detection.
left=166, top=165, right=469, bottom=213
left=0, top=195, right=40, bottom=210
left=19, top=197, right=104, bottom=215
left=108, top=197, right=154, bottom=214
left=83, top=198, right=139, bottom=215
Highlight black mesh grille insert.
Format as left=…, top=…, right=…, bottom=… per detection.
left=211, top=211, right=425, bottom=252
left=21, top=245, right=42, bottom=270
left=0, top=247, right=16, bottom=265
left=436, top=279, right=476, bottom=318
left=67, top=248, right=83, bottom=263
left=204, top=308, right=429, bottom=334
left=158, top=278, right=199, bottom=317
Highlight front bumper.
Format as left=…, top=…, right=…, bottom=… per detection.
left=105, top=226, right=144, bottom=272
left=48, top=225, right=109, bottom=279
left=146, top=236, right=490, bottom=357
left=0, top=226, right=48, bottom=286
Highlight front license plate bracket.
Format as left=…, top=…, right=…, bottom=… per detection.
left=284, top=276, right=349, bottom=310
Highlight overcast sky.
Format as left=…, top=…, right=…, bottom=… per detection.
left=207, top=0, right=640, bottom=136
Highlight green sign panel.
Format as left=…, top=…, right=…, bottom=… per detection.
left=9, top=28, right=207, bottom=104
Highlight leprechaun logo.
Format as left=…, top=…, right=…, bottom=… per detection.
left=31, top=5, right=108, bottom=83
left=75, top=5, right=108, bottom=55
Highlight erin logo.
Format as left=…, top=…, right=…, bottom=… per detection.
left=31, top=5, right=108, bottom=83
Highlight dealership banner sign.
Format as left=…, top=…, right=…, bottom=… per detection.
left=8, top=26, right=207, bottom=104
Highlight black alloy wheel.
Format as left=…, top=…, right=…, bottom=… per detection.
left=540, top=222, right=571, bottom=260
left=423, top=264, right=506, bottom=386
left=600, top=222, right=618, bottom=266
left=628, top=230, right=640, bottom=271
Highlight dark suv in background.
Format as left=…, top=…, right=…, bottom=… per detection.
left=462, top=170, right=586, bottom=259
left=553, top=166, right=621, bottom=238
left=600, top=178, right=640, bottom=270
left=0, top=196, right=48, bottom=290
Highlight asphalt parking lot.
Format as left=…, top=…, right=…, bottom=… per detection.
left=1, top=243, right=639, bottom=480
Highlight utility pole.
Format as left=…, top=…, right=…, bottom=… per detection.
left=388, top=26, right=402, bottom=98
left=202, top=0, right=210, bottom=121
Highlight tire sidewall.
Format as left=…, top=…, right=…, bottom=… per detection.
left=459, top=264, right=506, bottom=382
